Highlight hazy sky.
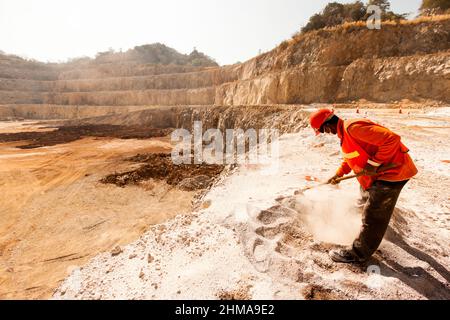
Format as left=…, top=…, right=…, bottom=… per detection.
left=0, top=0, right=422, bottom=65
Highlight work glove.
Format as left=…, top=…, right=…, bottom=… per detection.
left=327, top=174, right=341, bottom=185
left=361, top=163, right=379, bottom=176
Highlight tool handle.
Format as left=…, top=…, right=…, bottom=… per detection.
left=333, top=174, right=360, bottom=183
left=295, top=163, right=398, bottom=194
left=333, top=162, right=398, bottom=183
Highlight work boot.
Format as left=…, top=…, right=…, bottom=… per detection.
left=329, top=248, right=365, bottom=264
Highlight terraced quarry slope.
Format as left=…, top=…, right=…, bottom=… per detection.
left=1, top=17, right=449, bottom=115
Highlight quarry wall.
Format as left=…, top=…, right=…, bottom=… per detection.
left=0, top=18, right=449, bottom=109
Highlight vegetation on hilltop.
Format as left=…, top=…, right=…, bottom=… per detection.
left=420, top=0, right=450, bottom=15
left=301, top=0, right=407, bottom=33
left=0, top=43, right=218, bottom=69
left=94, top=43, right=218, bottom=67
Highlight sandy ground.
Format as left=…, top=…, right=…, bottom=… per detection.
left=0, top=122, right=195, bottom=299
left=0, top=121, right=58, bottom=134
left=54, top=107, right=450, bottom=300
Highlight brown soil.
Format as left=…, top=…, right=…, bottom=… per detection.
left=302, top=284, right=347, bottom=300
left=0, top=124, right=173, bottom=149
left=101, top=153, right=224, bottom=190
left=217, top=285, right=252, bottom=300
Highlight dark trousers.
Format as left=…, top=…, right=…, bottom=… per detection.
left=353, top=179, right=409, bottom=260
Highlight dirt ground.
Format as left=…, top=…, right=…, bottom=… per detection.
left=101, top=153, right=224, bottom=190
left=0, top=124, right=173, bottom=149
left=0, top=121, right=195, bottom=299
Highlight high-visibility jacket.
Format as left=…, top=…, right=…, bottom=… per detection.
left=336, top=118, right=418, bottom=190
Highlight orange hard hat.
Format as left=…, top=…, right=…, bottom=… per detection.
left=309, top=108, right=334, bottom=135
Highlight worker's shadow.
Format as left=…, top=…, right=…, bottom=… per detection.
left=371, top=211, right=450, bottom=299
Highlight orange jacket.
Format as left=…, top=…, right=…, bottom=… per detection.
left=336, top=119, right=418, bottom=188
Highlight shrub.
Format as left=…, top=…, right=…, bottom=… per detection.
left=420, top=0, right=450, bottom=15
left=302, top=13, right=327, bottom=33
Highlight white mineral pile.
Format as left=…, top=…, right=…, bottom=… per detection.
left=54, top=108, right=450, bottom=300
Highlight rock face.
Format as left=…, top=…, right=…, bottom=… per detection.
left=0, top=17, right=449, bottom=107
left=214, top=18, right=450, bottom=105
left=337, top=53, right=450, bottom=102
